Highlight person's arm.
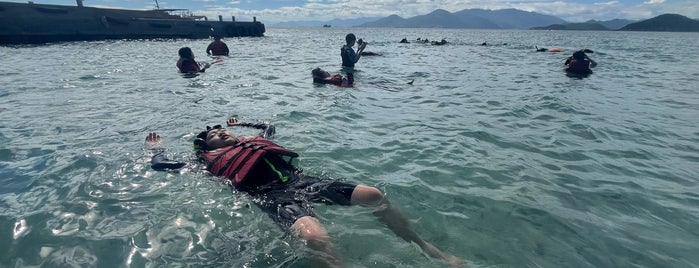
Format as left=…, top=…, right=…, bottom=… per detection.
left=224, top=44, right=230, bottom=56
left=588, top=58, right=597, bottom=68
left=198, top=61, right=211, bottom=72
left=355, top=42, right=367, bottom=63
left=145, top=132, right=186, bottom=171
left=226, top=118, right=275, bottom=139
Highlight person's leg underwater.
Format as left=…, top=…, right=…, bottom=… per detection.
left=351, top=185, right=465, bottom=266
left=290, top=216, right=342, bottom=268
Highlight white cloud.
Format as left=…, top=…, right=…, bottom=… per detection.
left=192, top=0, right=699, bottom=24
left=644, top=0, right=665, bottom=4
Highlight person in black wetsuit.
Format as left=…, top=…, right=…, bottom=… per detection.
left=146, top=118, right=464, bottom=268
left=340, top=33, right=366, bottom=68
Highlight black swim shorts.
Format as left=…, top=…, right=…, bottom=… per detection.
left=250, top=174, right=357, bottom=231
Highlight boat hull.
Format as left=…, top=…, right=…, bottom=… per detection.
left=0, top=1, right=265, bottom=44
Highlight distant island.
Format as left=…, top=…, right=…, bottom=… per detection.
left=619, top=14, right=699, bottom=32
left=530, top=19, right=636, bottom=31
left=272, top=8, right=699, bottom=32
left=532, top=14, right=699, bottom=32
left=357, top=8, right=566, bottom=29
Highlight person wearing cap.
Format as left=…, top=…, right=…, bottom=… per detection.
left=145, top=118, right=464, bottom=267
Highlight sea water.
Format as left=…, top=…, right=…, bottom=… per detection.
left=1, top=27, right=698, bottom=267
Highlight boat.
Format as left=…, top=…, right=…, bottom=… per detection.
left=0, top=0, right=266, bottom=44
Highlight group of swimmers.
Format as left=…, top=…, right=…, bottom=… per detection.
left=176, top=36, right=229, bottom=73
left=400, top=37, right=448, bottom=45
left=178, top=32, right=598, bottom=84
left=176, top=33, right=365, bottom=86
left=163, top=32, right=466, bottom=267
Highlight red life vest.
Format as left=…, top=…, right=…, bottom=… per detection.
left=200, top=136, right=299, bottom=185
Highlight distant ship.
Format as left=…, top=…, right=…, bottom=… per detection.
left=323, top=24, right=331, bottom=27
left=0, top=0, right=266, bottom=44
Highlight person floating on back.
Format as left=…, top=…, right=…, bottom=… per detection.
left=564, top=50, right=597, bottom=75
left=312, top=67, right=354, bottom=87
left=145, top=118, right=465, bottom=267
left=206, top=36, right=230, bottom=56
left=176, top=47, right=210, bottom=73
left=340, top=33, right=366, bottom=68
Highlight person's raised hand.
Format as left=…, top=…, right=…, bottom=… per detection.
left=227, top=118, right=240, bottom=126
left=145, top=132, right=162, bottom=148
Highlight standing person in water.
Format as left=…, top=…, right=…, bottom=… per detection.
left=145, top=118, right=464, bottom=268
left=176, top=47, right=210, bottom=73
left=340, top=33, right=367, bottom=68
left=206, top=36, right=230, bottom=56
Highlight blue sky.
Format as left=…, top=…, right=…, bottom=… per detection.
left=9, top=0, right=699, bottom=23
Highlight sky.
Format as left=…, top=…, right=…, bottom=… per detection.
left=9, top=0, right=699, bottom=23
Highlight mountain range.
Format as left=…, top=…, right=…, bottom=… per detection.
left=272, top=9, right=699, bottom=32
left=619, top=14, right=699, bottom=31
left=531, top=19, right=637, bottom=30
left=358, top=8, right=566, bottom=29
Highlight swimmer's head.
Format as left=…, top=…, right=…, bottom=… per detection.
left=572, top=50, right=586, bottom=60
left=312, top=68, right=330, bottom=79
left=193, top=125, right=237, bottom=151
left=178, top=47, right=194, bottom=59
left=345, top=33, right=356, bottom=45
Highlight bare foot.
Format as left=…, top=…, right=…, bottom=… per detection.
left=421, top=242, right=465, bottom=267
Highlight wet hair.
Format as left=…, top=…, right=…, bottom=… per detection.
left=345, top=33, right=356, bottom=44
left=178, top=47, right=194, bottom=59
left=311, top=68, right=328, bottom=78
left=193, top=124, right=223, bottom=151
left=572, top=51, right=586, bottom=60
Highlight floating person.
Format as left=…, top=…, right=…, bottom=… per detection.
left=176, top=47, right=210, bottom=73
left=399, top=38, right=409, bottom=43
left=416, top=38, right=429, bottom=43
left=206, top=35, right=230, bottom=56
left=536, top=46, right=565, bottom=52
left=312, top=67, right=354, bottom=87
left=564, top=50, right=597, bottom=75
left=356, top=39, right=381, bottom=56
left=432, top=39, right=447, bottom=46
left=341, top=33, right=366, bottom=68
left=145, top=118, right=465, bottom=267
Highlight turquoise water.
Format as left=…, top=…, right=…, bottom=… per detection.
left=1, top=27, right=698, bottom=267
